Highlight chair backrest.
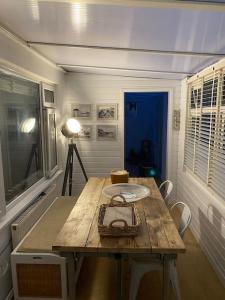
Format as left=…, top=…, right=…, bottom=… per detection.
left=170, top=202, right=192, bottom=239
left=159, top=180, right=173, bottom=201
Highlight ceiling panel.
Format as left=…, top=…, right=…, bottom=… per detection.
left=32, top=44, right=218, bottom=75
left=63, top=65, right=186, bottom=80
left=0, top=0, right=225, bottom=53
left=0, top=0, right=224, bottom=77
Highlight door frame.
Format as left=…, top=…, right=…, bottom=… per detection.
left=120, top=87, right=173, bottom=180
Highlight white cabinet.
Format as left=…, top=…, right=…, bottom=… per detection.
left=0, top=243, right=12, bottom=300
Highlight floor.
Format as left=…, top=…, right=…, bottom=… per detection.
left=77, top=221, right=225, bottom=300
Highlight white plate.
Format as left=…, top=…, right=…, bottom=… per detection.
left=102, top=183, right=150, bottom=203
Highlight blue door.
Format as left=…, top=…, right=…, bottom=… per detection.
left=124, top=92, right=168, bottom=182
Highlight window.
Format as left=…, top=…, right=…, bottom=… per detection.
left=0, top=71, right=44, bottom=205
left=42, top=83, right=56, bottom=108
left=184, top=70, right=225, bottom=200
left=43, top=108, right=58, bottom=178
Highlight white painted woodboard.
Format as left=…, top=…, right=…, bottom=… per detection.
left=63, top=73, right=181, bottom=197
left=177, top=78, right=225, bottom=287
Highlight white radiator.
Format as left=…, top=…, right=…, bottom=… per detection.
left=11, top=184, right=57, bottom=249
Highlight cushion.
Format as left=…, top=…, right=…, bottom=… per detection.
left=18, top=196, right=77, bottom=253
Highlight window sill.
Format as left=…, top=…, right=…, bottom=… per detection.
left=0, top=170, right=63, bottom=232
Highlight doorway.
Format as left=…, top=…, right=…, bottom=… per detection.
left=124, top=92, right=168, bottom=183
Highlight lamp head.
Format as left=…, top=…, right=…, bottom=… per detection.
left=61, top=118, right=81, bottom=138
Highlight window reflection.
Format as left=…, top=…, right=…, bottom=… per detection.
left=0, top=72, right=43, bottom=203
left=21, top=118, right=36, bottom=133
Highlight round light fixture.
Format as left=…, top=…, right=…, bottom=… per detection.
left=66, top=118, right=81, bottom=134
left=61, top=118, right=81, bottom=138
left=21, top=118, right=36, bottom=133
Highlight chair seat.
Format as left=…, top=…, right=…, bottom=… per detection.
left=130, top=258, right=179, bottom=300
left=132, top=257, right=162, bottom=266
left=132, top=257, right=176, bottom=270
left=131, top=258, right=163, bottom=274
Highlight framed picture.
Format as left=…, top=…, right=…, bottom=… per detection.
left=96, top=103, right=118, bottom=120
left=78, top=125, right=92, bottom=139
left=96, top=125, right=117, bottom=141
left=43, top=108, right=58, bottom=177
left=71, top=103, right=92, bottom=119
left=42, top=83, right=56, bottom=108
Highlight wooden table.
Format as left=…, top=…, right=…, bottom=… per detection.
left=53, top=177, right=185, bottom=300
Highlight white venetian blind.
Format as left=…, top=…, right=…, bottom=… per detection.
left=184, top=78, right=202, bottom=171
left=184, top=68, right=225, bottom=200
left=208, top=70, right=225, bottom=198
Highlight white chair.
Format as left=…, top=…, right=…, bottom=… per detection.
left=129, top=202, right=192, bottom=300
left=159, top=180, right=173, bottom=205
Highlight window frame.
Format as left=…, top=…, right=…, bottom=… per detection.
left=184, top=66, right=225, bottom=200
left=0, top=67, right=52, bottom=217
left=41, top=82, right=56, bottom=108
left=0, top=140, right=6, bottom=218
left=43, top=108, right=58, bottom=178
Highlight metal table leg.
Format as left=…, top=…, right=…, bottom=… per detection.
left=62, top=252, right=76, bottom=300
left=62, top=252, right=84, bottom=300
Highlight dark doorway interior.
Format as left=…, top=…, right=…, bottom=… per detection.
left=124, top=92, right=168, bottom=182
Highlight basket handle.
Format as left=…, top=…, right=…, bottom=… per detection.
left=111, top=194, right=126, bottom=203
left=109, top=219, right=128, bottom=229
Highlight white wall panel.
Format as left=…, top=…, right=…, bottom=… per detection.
left=0, top=28, right=63, bottom=84
left=63, top=73, right=181, bottom=196
left=0, top=28, right=64, bottom=299
left=177, top=79, right=225, bottom=287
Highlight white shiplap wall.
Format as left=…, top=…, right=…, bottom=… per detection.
left=0, top=28, right=64, bottom=300
left=63, top=73, right=181, bottom=196
left=177, top=79, right=225, bottom=286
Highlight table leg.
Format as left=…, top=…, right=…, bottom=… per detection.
left=62, top=252, right=84, bottom=300
left=62, top=252, right=76, bottom=300
left=116, top=254, right=123, bottom=300
left=163, top=255, right=170, bottom=300
left=74, top=254, right=84, bottom=299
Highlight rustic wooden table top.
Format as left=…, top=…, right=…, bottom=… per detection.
left=53, top=177, right=185, bottom=254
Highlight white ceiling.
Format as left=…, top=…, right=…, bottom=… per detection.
left=0, top=0, right=225, bottom=79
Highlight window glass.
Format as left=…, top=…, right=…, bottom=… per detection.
left=191, top=88, right=201, bottom=108
left=44, top=89, right=54, bottom=104
left=48, top=112, right=57, bottom=170
left=202, top=78, right=218, bottom=107
left=0, top=72, right=43, bottom=204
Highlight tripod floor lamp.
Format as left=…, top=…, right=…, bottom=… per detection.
left=61, top=118, right=88, bottom=196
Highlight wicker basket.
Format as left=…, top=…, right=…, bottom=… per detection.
left=98, top=195, right=140, bottom=237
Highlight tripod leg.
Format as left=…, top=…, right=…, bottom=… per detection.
left=34, top=148, right=38, bottom=171
left=69, top=149, right=74, bottom=196
left=24, top=144, right=36, bottom=180
left=62, top=146, right=72, bottom=196
left=73, top=144, right=88, bottom=182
